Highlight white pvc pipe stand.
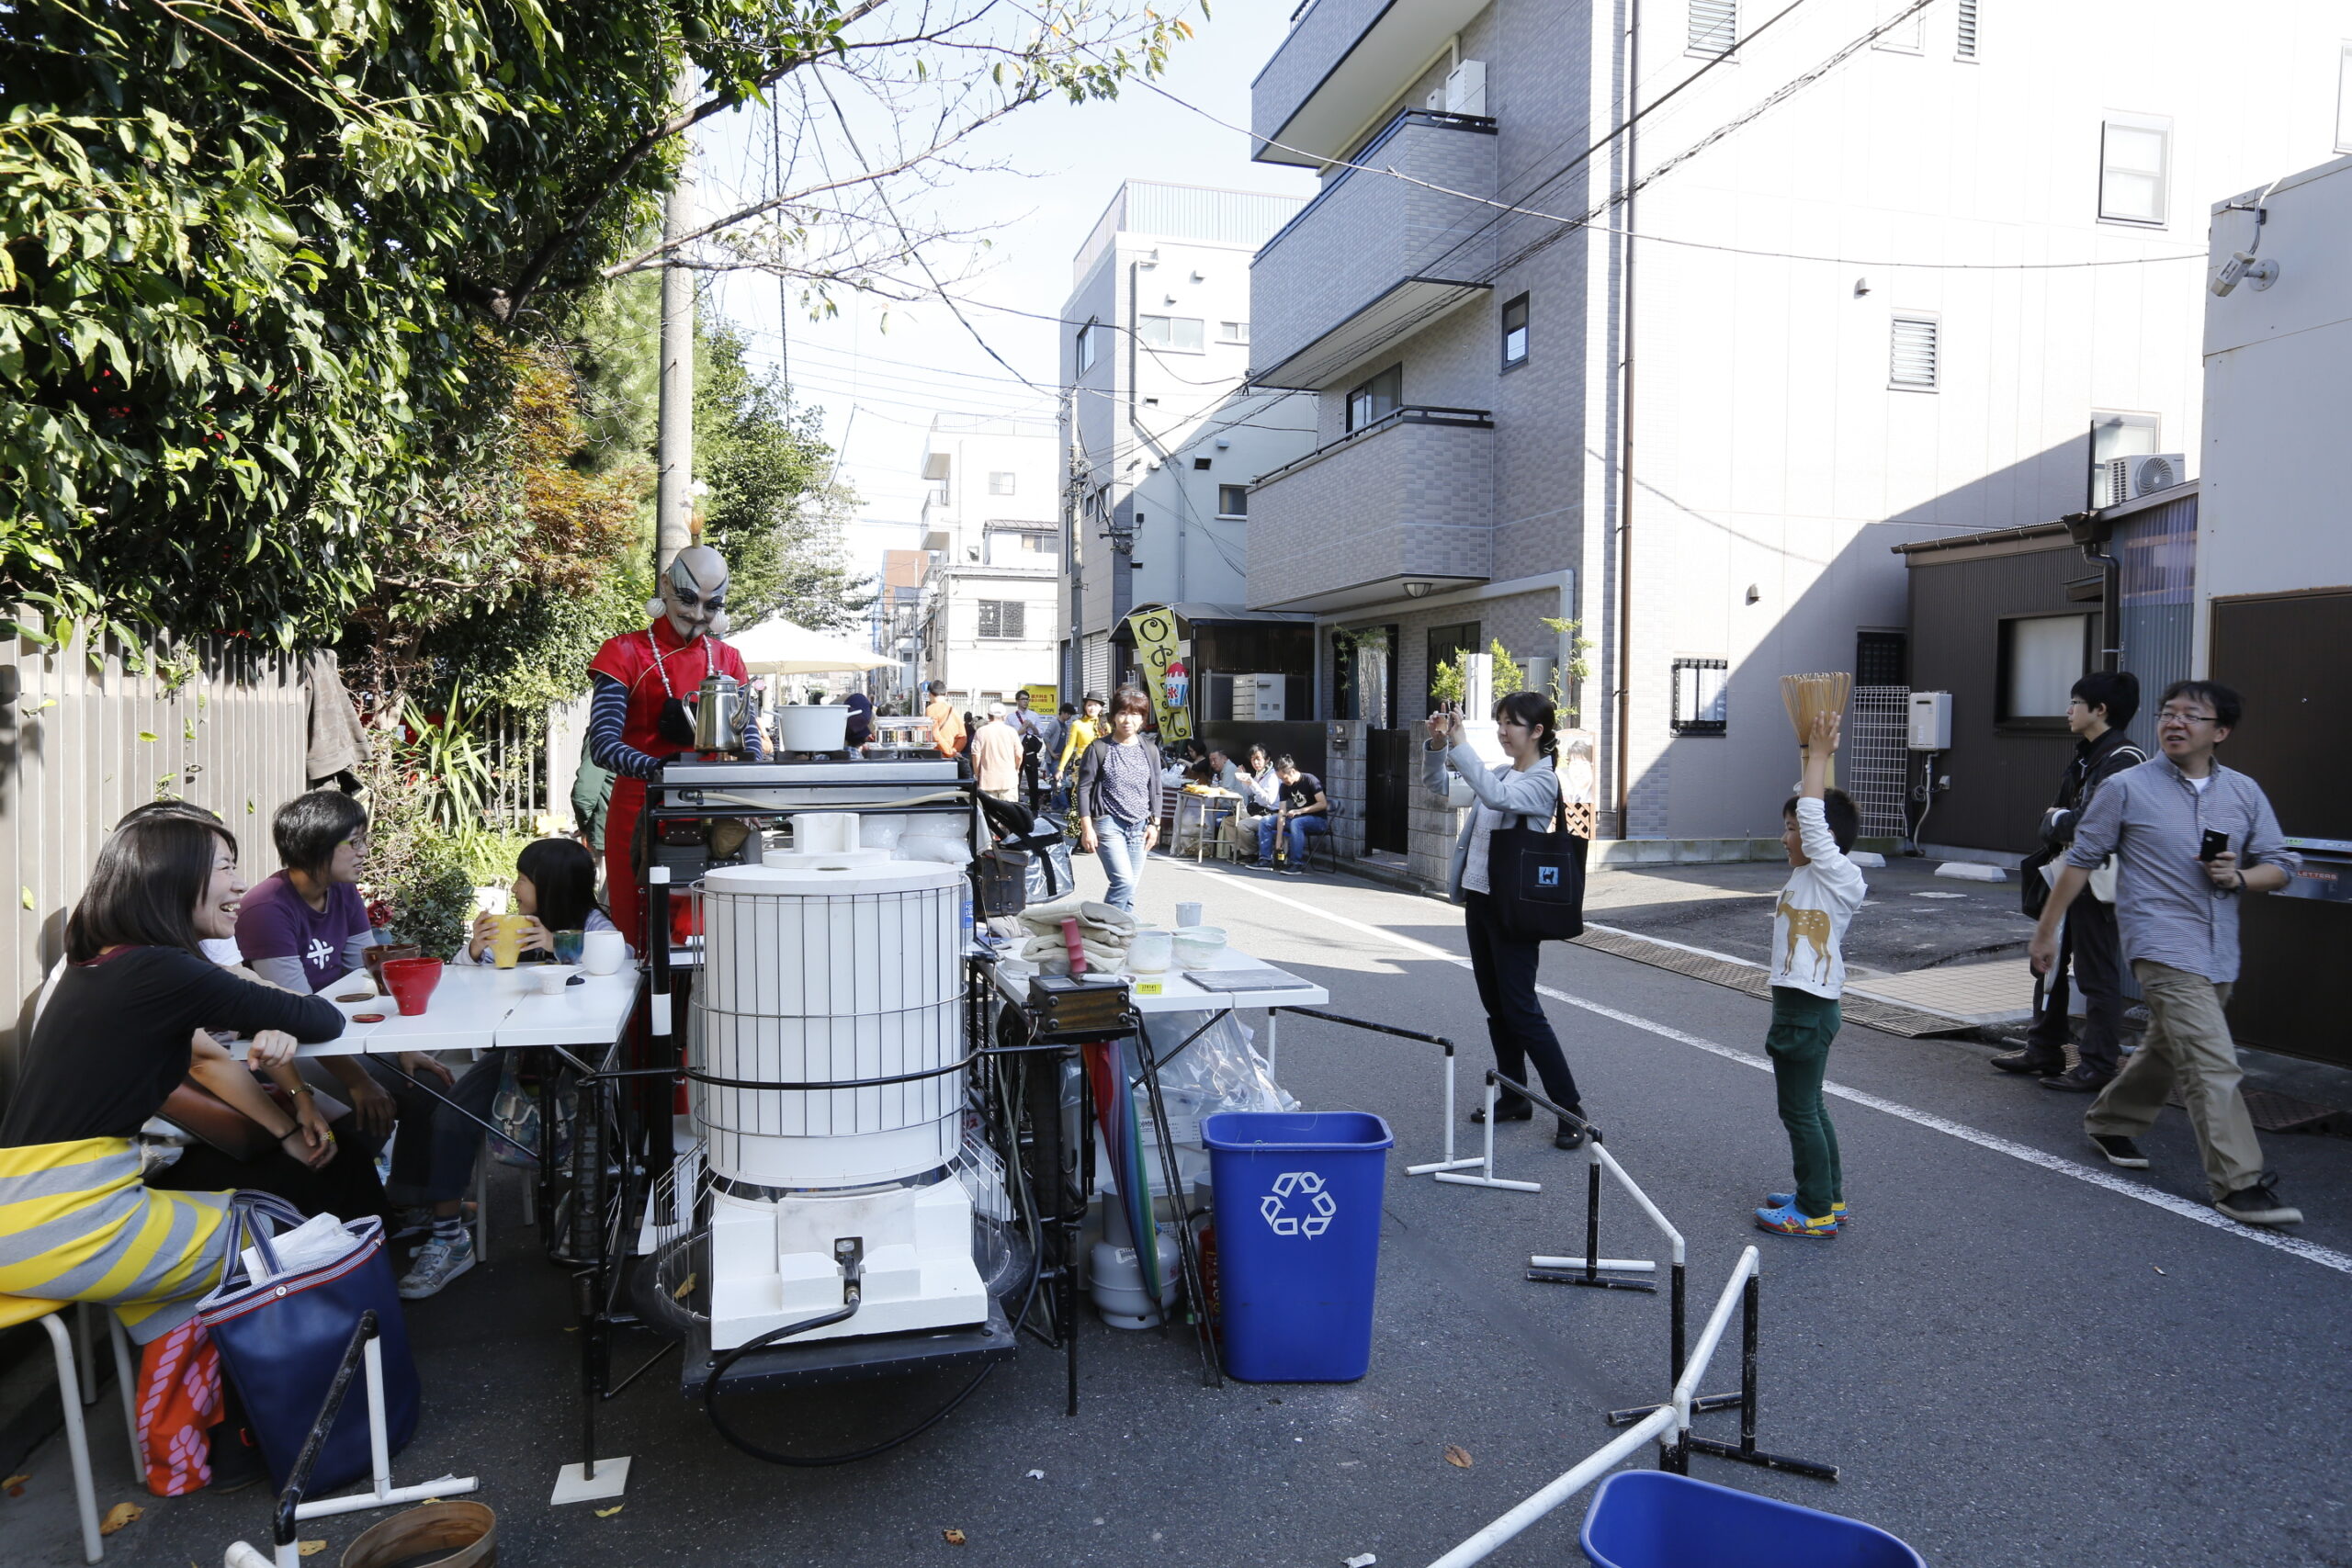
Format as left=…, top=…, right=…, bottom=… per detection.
left=1403, top=1051, right=1483, bottom=1179
left=288, top=1337, right=477, bottom=1540
left=1431, top=1079, right=1541, bottom=1193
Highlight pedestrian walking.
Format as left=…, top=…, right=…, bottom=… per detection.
left=1420, top=692, right=1588, bottom=1151
left=1072, top=686, right=1162, bottom=911
left=1995, top=671, right=2145, bottom=1091
left=2031, top=681, right=2303, bottom=1226
left=924, top=680, right=967, bottom=758
left=1011, top=689, right=1047, bottom=806
left=970, top=703, right=1024, bottom=803
left=1752, top=711, right=1867, bottom=1237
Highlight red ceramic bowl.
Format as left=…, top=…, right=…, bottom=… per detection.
left=380, top=956, right=445, bottom=1017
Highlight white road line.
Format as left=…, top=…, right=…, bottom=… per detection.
left=1176, top=862, right=2352, bottom=1278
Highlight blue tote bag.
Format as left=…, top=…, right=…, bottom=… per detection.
left=196, top=1193, right=421, bottom=1494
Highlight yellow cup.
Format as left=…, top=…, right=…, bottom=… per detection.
left=490, top=913, right=529, bottom=969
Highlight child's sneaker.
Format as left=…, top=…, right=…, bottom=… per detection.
left=1766, top=1192, right=1851, bottom=1224
left=1753, top=1201, right=1838, bottom=1237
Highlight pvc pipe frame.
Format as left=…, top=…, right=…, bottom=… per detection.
left=1405, top=1048, right=1481, bottom=1178
left=288, top=1337, right=478, bottom=1539
left=1431, top=1079, right=1542, bottom=1193
left=1421, top=1249, right=1761, bottom=1568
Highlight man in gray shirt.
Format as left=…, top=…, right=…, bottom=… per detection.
left=2030, top=680, right=2301, bottom=1226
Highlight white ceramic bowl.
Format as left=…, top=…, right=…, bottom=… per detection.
left=537, top=964, right=581, bottom=994
left=1170, top=926, right=1227, bottom=969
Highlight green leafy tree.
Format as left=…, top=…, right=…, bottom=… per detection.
left=2, top=0, right=1203, bottom=649
left=695, top=319, right=869, bottom=633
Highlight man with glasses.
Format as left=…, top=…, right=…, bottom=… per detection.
left=2030, top=681, right=2302, bottom=1226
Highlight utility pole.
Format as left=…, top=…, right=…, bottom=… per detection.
left=654, top=69, right=697, bottom=576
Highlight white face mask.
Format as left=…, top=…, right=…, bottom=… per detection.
left=648, top=546, right=731, bottom=642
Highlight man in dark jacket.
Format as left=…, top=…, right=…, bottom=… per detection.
left=1994, top=670, right=2144, bottom=1090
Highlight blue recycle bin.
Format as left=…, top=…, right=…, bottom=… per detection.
left=1201, top=1111, right=1394, bottom=1382
left=1581, top=1472, right=1926, bottom=1568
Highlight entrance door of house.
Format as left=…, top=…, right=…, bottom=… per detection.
left=1366, top=728, right=1411, bottom=855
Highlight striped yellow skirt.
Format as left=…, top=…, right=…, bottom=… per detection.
left=0, top=1138, right=232, bottom=1344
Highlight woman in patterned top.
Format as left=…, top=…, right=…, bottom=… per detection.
left=1072, top=686, right=1163, bottom=912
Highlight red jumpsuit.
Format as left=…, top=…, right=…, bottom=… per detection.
left=586, top=619, right=752, bottom=948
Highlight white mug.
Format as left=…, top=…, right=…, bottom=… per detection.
left=1174, top=901, right=1203, bottom=927
left=580, top=930, right=626, bottom=976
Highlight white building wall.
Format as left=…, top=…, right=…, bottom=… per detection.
left=2197, top=152, right=2352, bottom=650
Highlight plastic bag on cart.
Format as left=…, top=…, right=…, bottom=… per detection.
left=1139, top=1010, right=1299, bottom=1135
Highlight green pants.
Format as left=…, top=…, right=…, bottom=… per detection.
left=1766, top=987, right=1843, bottom=1218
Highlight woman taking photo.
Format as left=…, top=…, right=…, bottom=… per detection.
left=1073, top=685, right=1163, bottom=912
left=0, top=815, right=345, bottom=1343
left=1423, top=691, right=1589, bottom=1150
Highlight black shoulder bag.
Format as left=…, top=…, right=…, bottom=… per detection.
left=1486, top=792, right=1589, bottom=942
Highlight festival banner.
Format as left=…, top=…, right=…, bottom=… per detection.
left=1123, top=606, right=1193, bottom=746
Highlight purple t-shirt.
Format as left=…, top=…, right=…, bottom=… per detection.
left=236, top=873, right=370, bottom=992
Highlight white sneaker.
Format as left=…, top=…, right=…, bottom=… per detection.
left=398, top=1233, right=476, bottom=1299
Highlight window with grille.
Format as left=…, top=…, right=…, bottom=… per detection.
left=1671, top=658, right=1729, bottom=734
left=978, top=600, right=1026, bottom=639
left=1856, top=631, right=1907, bottom=688
left=2099, top=117, right=2170, bottom=225
left=1956, top=0, right=1979, bottom=59
left=1217, top=484, right=1249, bottom=518
left=1137, top=315, right=1204, bottom=352
left=1689, top=0, right=1736, bottom=56
left=989, top=471, right=1016, bottom=496
left=1890, top=314, right=1939, bottom=390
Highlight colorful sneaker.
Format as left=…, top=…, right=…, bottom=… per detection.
left=1767, top=1193, right=1850, bottom=1224
left=1753, top=1201, right=1838, bottom=1237
left=398, top=1232, right=476, bottom=1299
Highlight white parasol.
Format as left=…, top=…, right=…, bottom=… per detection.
left=725, top=616, right=895, bottom=676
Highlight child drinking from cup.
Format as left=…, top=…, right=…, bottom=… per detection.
left=458, top=839, right=620, bottom=967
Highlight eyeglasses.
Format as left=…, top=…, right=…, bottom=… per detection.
left=2156, top=708, right=2217, bottom=726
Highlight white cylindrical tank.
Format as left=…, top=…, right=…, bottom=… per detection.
left=691, top=858, right=966, bottom=1188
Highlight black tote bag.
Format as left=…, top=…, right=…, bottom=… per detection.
left=1486, top=795, right=1589, bottom=942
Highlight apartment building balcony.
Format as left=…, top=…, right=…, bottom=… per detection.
left=1253, top=0, right=1490, bottom=168
left=1244, top=406, right=1493, bottom=614
left=1250, top=109, right=1497, bottom=391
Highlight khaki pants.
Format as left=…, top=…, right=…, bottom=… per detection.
left=1221, top=808, right=1265, bottom=861
left=2085, top=960, right=2266, bottom=1200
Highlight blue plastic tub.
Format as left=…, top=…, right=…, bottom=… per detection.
left=1580, top=1472, right=1925, bottom=1568
left=1200, top=1111, right=1394, bottom=1382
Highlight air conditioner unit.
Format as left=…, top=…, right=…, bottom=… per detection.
left=1445, top=60, right=1487, bottom=116
left=2101, top=452, right=2187, bottom=506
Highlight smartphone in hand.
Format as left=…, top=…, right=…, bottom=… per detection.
left=2199, top=829, right=2231, bottom=863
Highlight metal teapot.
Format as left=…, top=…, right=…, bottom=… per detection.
left=691, top=671, right=746, bottom=753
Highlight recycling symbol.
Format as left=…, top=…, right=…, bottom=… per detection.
left=1260, top=1170, right=1338, bottom=1238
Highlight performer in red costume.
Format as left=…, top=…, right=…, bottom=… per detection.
left=586, top=546, right=763, bottom=949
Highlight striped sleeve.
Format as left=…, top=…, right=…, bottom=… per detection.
left=587, top=674, right=661, bottom=780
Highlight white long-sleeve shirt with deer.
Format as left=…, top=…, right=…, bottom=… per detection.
left=1770, top=797, right=1868, bottom=1000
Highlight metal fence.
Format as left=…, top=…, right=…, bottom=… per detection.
left=0, top=625, right=310, bottom=1090
left=481, top=705, right=546, bottom=831
left=1846, top=686, right=1911, bottom=841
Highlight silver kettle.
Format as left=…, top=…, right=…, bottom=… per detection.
left=691, top=671, right=746, bottom=753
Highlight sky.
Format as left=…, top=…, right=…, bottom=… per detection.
left=690, top=5, right=1317, bottom=575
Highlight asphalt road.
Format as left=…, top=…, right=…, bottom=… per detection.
left=17, top=854, right=2352, bottom=1567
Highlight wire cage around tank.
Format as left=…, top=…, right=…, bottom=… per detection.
left=687, top=862, right=971, bottom=1191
